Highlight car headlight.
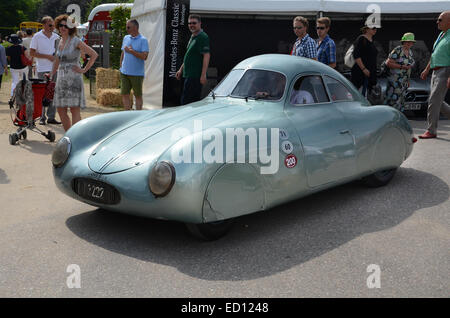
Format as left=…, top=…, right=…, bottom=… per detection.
left=148, top=161, right=176, bottom=197
left=52, top=137, right=71, bottom=168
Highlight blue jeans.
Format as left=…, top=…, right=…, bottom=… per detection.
left=38, top=71, right=56, bottom=121
left=181, top=77, right=203, bottom=105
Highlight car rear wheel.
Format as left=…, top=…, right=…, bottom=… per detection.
left=185, top=219, right=235, bottom=241
left=362, top=168, right=397, bottom=188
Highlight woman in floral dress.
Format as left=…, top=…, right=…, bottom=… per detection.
left=49, top=14, right=98, bottom=131
left=384, top=33, right=416, bottom=111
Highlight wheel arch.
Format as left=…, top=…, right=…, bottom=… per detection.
left=202, top=163, right=266, bottom=223
left=370, top=125, right=406, bottom=172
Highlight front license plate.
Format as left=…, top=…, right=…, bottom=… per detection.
left=404, top=103, right=423, bottom=110
left=73, top=178, right=120, bottom=205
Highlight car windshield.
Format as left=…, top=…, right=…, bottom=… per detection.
left=212, top=69, right=286, bottom=101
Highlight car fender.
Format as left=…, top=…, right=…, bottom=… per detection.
left=202, top=163, right=265, bottom=223
left=370, top=124, right=406, bottom=172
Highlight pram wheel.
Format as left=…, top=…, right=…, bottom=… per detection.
left=46, top=130, right=56, bottom=142
left=9, top=133, right=19, bottom=145
left=17, top=129, right=27, bottom=140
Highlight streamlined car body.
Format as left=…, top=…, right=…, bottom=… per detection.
left=53, top=54, right=415, bottom=240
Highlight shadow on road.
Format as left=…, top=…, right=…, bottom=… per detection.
left=0, top=168, right=10, bottom=184
left=16, top=138, right=55, bottom=155
left=65, top=167, right=449, bottom=281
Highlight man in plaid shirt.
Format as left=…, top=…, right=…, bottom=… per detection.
left=316, top=17, right=337, bottom=68
left=291, top=16, right=317, bottom=60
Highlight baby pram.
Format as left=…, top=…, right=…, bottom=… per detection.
left=8, top=74, right=56, bottom=145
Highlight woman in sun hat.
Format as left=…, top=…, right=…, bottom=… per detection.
left=384, top=32, right=416, bottom=111
left=5, top=34, right=28, bottom=96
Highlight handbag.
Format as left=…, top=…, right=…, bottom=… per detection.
left=379, top=59, right=390, bottom=78
left=344, top=45, right=355, bottom=68
left=20, top=46, right=33, bottom=67
left=367, top=84, right=383, bottom=105
left=43, top=80, right=56, bottom=107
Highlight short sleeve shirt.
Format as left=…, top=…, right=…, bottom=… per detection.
left=388, top=45, right=414, bottom=77
left=120, top=34, right=149, bottom=77
left=431, top=31, right=450, bottom=69
left=6, top=45, right=26, bottom=69
left=30, top=30, right=60, bottom=73
left=316, top=35, right=336, bottom=65
left=183, top=31, right=210, bottom=78
left=291, top=34, right=317, bottom=59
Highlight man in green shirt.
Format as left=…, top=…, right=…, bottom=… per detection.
left=419, top=11, right=450, bottom=139
left=176, top=14, right=210, bottom=105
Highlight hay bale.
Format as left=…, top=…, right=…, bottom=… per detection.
left=96, top=88, right=133, bottom=107
left=96, top=68, right=120, bottom=90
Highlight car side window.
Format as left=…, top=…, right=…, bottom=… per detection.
left=324, top=76, right=355, bottom=102
left=290, top=75, right=329, bottom=105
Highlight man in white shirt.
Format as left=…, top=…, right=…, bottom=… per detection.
left=30, top=16, right=61, bottom=125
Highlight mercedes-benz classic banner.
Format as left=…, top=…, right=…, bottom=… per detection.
left=163, top=0, right=190, bottom=106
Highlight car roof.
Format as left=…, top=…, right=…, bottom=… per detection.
left=233, top=54, right=365, bottom=102
left=234, top=54, right=345, bottom=81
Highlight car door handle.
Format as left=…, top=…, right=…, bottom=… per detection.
left=340, top=130, right=350, bottom=134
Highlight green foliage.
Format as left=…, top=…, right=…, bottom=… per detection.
left=109, top=5, right=131, bottom=70
left=36, top=0, right=90, bottom=22
left=0, top=0, right=42, bottom=30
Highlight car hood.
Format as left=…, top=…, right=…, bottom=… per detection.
left=88, top=102, right=251, bottom=174
left=408, top=78, right=430, bottom=91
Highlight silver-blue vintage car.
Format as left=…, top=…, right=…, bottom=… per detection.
left=52, top=54, right=416, bottom=240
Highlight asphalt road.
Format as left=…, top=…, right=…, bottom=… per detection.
left=0, top=114, right=449, bottom=298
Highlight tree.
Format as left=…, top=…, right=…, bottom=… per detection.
left=0, top=0, right=42, bottom=28
left=36, top=0, right=90, bottom=22
left=109, top=5, right=131, bottom=69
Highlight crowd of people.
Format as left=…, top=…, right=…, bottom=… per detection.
left=0, top=11, right=449, bottom=138
left=1, top=15, right=98, bottom=131
left=287, top=12, right=450, bottom=139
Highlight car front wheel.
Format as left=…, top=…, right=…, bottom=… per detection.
left=185, top=219, right=235, bottom=241
left=362, top=168, right=397, bottom=187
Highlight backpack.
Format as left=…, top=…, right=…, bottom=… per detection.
left=344, top=45, right=355, bottom=68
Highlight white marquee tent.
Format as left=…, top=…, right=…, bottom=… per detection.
left=131, top=0, right=449, bottom=107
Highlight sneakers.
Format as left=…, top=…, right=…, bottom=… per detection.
left=39, top=118, right=46, bottom=125
left=47, top=119, right=61, bottom=124
left=418, top=131, right=437, bottom=139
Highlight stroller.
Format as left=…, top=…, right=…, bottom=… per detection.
left=8, top=74, right=56, bottom=145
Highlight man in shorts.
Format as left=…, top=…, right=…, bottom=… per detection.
left=120, top=19, right=149, bottom=110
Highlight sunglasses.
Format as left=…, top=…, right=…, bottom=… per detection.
left=47, top=24, right=54, bottom=27
left=293, top=26, right=303, bottom=30
left=316, top=26, right=326, bottom=30
left=58, top=23, right=69, bottom=29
